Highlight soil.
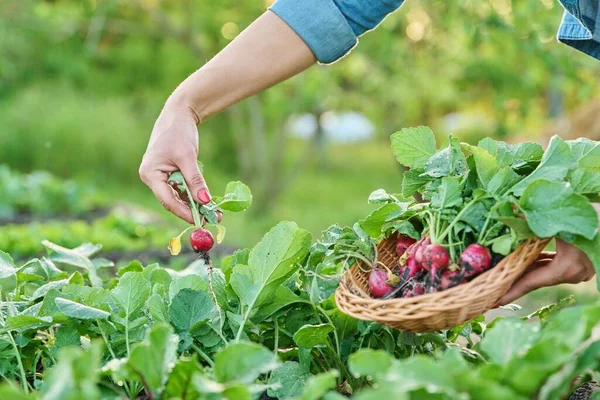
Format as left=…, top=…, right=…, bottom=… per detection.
left=569, top=382, right=600, bottom=400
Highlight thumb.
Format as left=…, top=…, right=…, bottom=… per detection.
left=499, top=264, right=559, bottom=305
left=179, top=157, right=211, bottom=205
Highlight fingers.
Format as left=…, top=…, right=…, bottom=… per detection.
left=499, top=265, right=560, bottom=305
left=537, top=251, right=556, bottom=260
left=178, top=155, right=211, bottom=205
left=147, top=174, right=195, bottom=224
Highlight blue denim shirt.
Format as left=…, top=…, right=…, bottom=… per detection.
left=270, top=0, right=600, bottom=64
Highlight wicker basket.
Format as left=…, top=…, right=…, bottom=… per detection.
left=335, top=234, right=550, bottom=332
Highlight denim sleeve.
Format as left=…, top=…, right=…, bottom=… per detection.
left=269, top=0, right=404, bottom=64
left=557, top=0, right=600, bottom=60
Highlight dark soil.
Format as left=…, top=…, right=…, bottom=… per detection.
left=0, top=207, right=112, bottom=225
left=569, top=382, right=600, bottom=400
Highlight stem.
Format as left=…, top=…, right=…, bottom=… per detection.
left=130, top=365, right=153, bottom=400
left=125, top=317, right=131, bottom=358
left=273, top=318, right=279, bottom=355
left=192, top=344, right=214, bottom=367
left=477, top=213, right=492, bottom=243
left=439, top=197, right=490, bottom=242
left=184, top=185, right=202, bottom=227
left=8, top=332, right=28, bottom=392
left=316, top=306, right=340, bottom=357
left=330, top=252, right=375, bottom=270
left=97, top=320, right=117, bottom=359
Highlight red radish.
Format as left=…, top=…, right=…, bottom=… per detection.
left=460, top=244, right=492, bottom=279
left=421, top=244, right=450, bottom=288
left=405, top=254, right=421, bottom=278
left=396, top=235, right=417, bottom=257
left=440, top=269, right=465, bottom=290
left=421, top=245, right=450, bottom=272
left=368, top=268, right=394, bottom=298
left=414, top=236, right=431, bottom=267
left=404, top=282, right=425, bottom=298
left=189, top=228, right=214, bottom=253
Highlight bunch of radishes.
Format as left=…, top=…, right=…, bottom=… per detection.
left=368, top=234, right=495, bottom=299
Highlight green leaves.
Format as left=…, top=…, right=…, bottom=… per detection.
left=127, top=323, right=179, bottom=397
left=465, top=145, right=499, bottom=188
left=568, top=137, right=600, bottom=171
left=268, top=361, right=312, bottom=400
left=479, top=138, right=543, bottom=168
left=429, top=177, right=463, bottom=209
left=213, top=342, right=279, bottom=384
left=423, top=136, right=467, bottom=178
left=520, top=180, right=598, bottom=239
left=390, top=126, right=437, bottom=168
left=168, top=288, right=215, bottom=333
left=510, top=136, right=577, bottom=196
left=0, top=251, right=15, bottom=280
left=214, top=181, right=252, bottom=212
left=111, top=272, right=150, bottom=318
left=230, top=222, right=311, bottom=338
left=480, top=318, right=541, bottom=364
left=55, top=298, right=109, bottom=320
left=349, top=349, right=394, bottom=378
left=293, top=324, right=334, bottom=349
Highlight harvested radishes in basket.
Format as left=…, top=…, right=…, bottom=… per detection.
left=321, top=127, right=599, bottom=304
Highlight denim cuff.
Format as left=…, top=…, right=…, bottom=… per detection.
left=557, top=10, right=600, bottom=60
left=270, top=0, right=358, bottom=64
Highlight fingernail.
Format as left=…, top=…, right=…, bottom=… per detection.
left=492, top=303, right=500, bottom=308
left=198, top=189, right=211, bottom=204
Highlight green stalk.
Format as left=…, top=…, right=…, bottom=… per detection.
left=192, top=344, right=214, bottom=367
left=97, top=320, right=117, bottom=359
left=124, top=318, right=131, bottom=358
left=273, top=318, right=279, bottom=355
left=184, top=185, right=202, bottom=227
left=439, top=196, right=490, bottom=243
left=8, top=332, right=28, bottom=392
left=477, top=213, right=493, bottom=243
left=316, top=306, right=341, bottom=358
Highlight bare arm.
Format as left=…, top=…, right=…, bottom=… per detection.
left=139, top=11, right=316, bottom=223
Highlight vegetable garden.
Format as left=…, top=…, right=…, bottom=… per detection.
left=1, top=127, right=600, bottom=400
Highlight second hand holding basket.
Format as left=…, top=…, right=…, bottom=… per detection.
left=335, top=234, right=550, bottom=333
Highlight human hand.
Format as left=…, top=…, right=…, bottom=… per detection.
left=139, top=102, right=213, bottom=224
left=499, top=240, right=595, bottom=305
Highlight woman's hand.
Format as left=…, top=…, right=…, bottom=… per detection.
left=139, top=11, right=315, bottom=223
left=139, top=101, right=211, bottom=225
left=499, top=203, right=600, bottom=305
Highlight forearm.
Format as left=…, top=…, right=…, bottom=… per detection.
left=167, top=11, right=316, bottom=123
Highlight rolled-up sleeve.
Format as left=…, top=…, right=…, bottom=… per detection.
left=269, top=0, right=404, bottom=64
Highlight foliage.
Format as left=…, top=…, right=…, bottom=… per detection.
left=0, top=227, right=599, bottom=399
left=0, top=165, right=105, bottom=220
left=0, top=213, right=166, bottom=259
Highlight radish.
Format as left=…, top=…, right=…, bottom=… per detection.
left=403, top=282, right=425, bottom=298
left=460, top=244, right=492, bottom=279
left=421, top=244, right=450, bottom=287
left=396, top=235, right=417, bottom=257
left=189, top=228, right=215, bottom=253
left=368, top=268, right=394, bottom=298
left=439, top=269, right=465, bottom=291
left=400, top=253, right=421, bottom=281
left=414, top=236, right=431, bottom=267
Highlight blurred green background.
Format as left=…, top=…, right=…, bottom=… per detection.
left=1, top=0, right=599, bottom=306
